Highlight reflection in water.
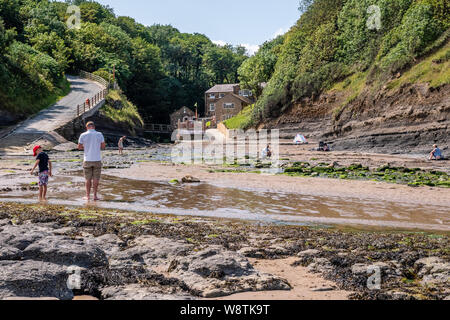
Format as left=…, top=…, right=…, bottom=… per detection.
left=0, top=174, right=449, bottom=231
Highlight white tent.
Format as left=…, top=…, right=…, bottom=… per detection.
left=294, top=134, right=308, bottom=144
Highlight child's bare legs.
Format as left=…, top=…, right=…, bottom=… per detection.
left=42, top=185, right=48, bottom=200
left=38, top=185, right=47, bottom=201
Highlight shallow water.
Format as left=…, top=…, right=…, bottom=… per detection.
left=0, top=172, right=449, bottom=232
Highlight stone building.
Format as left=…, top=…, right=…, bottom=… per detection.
left=204, top=84, right=254, bottom=122
left=170, top=106, right=195, bottom=129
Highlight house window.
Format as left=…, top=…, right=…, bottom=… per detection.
left=224, top=103, right=235, bottom=109
left=219, top=93, right=225, bottom=98
left=239, top=89, right=252, bottom=97
left=209, top=103, right=215, bottom=112
left=209, top=94, right=216, bottom=99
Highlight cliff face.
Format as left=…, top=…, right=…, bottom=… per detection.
left=265, top=82, right=449, bottom=154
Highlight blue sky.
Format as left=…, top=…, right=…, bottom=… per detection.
left=95, top=0, right=301, bottom=54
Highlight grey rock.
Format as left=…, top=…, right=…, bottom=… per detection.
left=109, top=235, right=192, bottom=269
left=86, top=234, right=125, bottom=256
left=266, top=246, right=290, bottom=256
left=414, top=257, right=450, bottom=286
left=182, top=175, right=201, bottom=183
left=0, top=246, right=22, bottom=261
left=52, top=227, right=76, bottom=236
left=385, top=290, right=413, bottom=300
left=171, top=246, right=291, bottom=297
left=297, top=249, right=320, bottom=258
left=101, top=284, right=195, bottom=301
left=237, top=247, right=265, bottom=258
left=0, top=224, right=52, bottom=250
left=351, top=262, right=390, bottom=275
left=23, top=236, right=108, bottom=268
left=0, top=260, right=73, bottom=300
left=307, top=258, right=333, bottom=274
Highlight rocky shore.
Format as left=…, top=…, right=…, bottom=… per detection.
left=0, top=202, right=448, bottom=300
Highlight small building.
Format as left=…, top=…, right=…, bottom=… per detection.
left=170, top=106, right=195, bottom=129
left=205, top=84, right=254, bottom=122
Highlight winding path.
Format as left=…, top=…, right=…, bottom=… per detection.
left=0, top=75, right=105, bottom=152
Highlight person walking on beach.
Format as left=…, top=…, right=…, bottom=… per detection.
left=78, top=121, right=106, bottom=201
left=118, top=136, right=126, bottom=155
left=30, top=145, right=52, bottom=201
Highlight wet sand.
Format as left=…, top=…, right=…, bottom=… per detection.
left=107, top=161, right=450, bottom=208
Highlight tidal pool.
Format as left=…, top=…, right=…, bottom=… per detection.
left=0, top=172, right=449, bottom=232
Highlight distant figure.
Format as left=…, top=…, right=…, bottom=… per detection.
left=78, top=121, right=106, bottom=201
left=262, top=144, right=272, bottom=159
left=118, top=136, right=126, bottom=155
left=30, top=145, right=52, bottom=201
left=429, top=144, right=442, bottom=160
left=266, top=144, right=272, bottom=158
left=317, top=141, right=330, bottom=152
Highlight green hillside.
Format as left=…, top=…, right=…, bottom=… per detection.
left=238, top=0, right=449, bottom=128
left=0, top=0, right=248, bottom=124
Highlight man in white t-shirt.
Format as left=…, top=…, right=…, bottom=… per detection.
left=78, top=121, right=106, bottom=201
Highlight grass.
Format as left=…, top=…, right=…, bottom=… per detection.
left=223, top=104, right=254, bottom=130
left=101, top=90, right=144, bottom=128
left=329, top=72, right=368, bottom=119
left=387, top=43, right=450, bottom=90
left=2, top=77, right=70, bottom=116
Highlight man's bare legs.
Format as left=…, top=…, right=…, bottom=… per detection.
left=85, top=179, right=92, bottom=200
left=93, top=179, right=100, bottom=201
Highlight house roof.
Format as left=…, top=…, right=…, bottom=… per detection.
left=215, top=92, right=253, bottom=105
left=206, top=84, right=239, bottom=93
left=170, top=106, right=194, bottom=117
left=231, top=93, right=253, bottom=105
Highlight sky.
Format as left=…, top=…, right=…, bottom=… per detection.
left=95, top=0, right=301, bottom=55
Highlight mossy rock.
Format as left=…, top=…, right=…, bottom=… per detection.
left=348, top=163, right=363, bottom=170
left=284, top=167, right=304, bottom=174
left=312, top=167, right=334, bottom=173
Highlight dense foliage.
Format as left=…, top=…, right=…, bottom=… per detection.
left=248, top=0, right=449, bottom=126
left=0, top=0, right=248, bottom=122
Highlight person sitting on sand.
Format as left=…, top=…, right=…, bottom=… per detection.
left=262, top=144, right=272, bottom=159
left=429, top=144, right=443, bottom=160
left=78, top=121, right=106, bottom=201
left=266, top=144, right=272, bottom=158
left=30, top=145, right=52, bottom=201
left=118, top=136, right=126, bottom=155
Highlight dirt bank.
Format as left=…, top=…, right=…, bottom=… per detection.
left=265, top=83, right=450, bottom=155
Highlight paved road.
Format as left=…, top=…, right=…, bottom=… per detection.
left=0, top=76, right=104, bottom=151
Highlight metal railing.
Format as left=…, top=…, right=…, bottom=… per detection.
left=76, top=88, right=109, bottom=117
left=79, top=70, right=110, bottom=88
left=76, top=71, right=110, bottom=118
left=144, top=124, right=173, bottom=133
